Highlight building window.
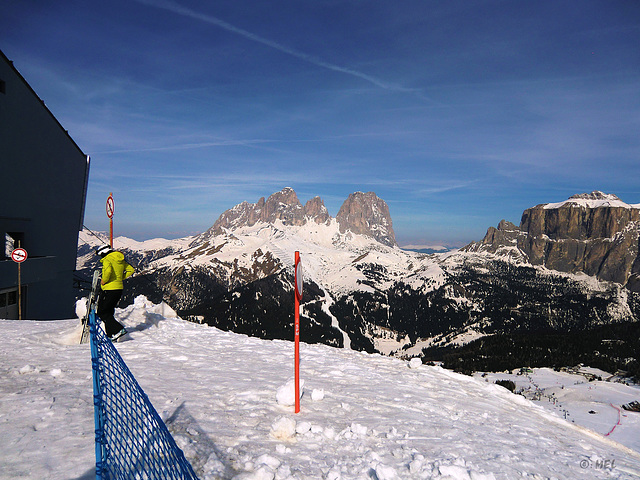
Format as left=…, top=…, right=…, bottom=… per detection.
left=5, top=232, right=24, bottom=258
left=0, top=289, right=19, bottom=320
left=0, top=290, right=17, bottom=307
left=4, top=233, right=13, bottom=259
left=0, top=79, right=5, bottom=94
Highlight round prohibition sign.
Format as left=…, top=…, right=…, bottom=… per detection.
left=11, top=248, right=28, bottom=263
left=106, top=195, right=115, bottom=219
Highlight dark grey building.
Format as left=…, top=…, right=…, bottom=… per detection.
left=1, top=50, right=89, bottom=319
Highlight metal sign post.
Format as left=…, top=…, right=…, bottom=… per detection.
left=11, top=247, right=27, bottom=320
left=294, top=251, right=303, bottom=413
left=106, top=193, right=115, bottom=248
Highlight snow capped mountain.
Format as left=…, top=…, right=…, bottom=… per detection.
left=77, top=188, right=448, bottom=355
left=77, top=228, right=194, bottom=278
left=542, top=191, right=640, bottom=210
left=79, top=188, right=434, bottom=299
left=198, top=187, right=329, bottom=243
left=196, top=188, right=394, bottom=248
left=156, top=219, right=430, bottom=297
left=76, top=190, right=640, bottom=367
left=465, top=191, right=640, bottom=288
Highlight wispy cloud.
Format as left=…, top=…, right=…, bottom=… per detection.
left=135, top=0, right=424, bottom=96
left=93, top=129, right=423, bottom=155
left=92, top=138, right=275, bottom=155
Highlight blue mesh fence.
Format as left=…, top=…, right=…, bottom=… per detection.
left=90, top=311, right=200, bottom=480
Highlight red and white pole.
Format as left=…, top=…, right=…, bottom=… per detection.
left=107, top=193, right=116, bottom=248
left=294, top=251, right=303, bottom=413
left=106, top=193, right=115, bottom=248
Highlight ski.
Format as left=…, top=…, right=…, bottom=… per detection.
left=80, top=270, right=101, bottom=344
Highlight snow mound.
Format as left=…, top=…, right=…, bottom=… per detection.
left=51, top=322, right=84, bottom=345
left=408, top=358, right=423, bottom=369
left=275, top=378, right=305, bottom=407
left=75, top=297, right=88, bottom=320
left=270, top=416, right=297, bottom=441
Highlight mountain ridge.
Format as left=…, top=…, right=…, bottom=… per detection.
left=77, top=190, right=640, bottom=369
left=464, top=190, right=640, bottom=288
left=195, top=187, right=395, bottom=247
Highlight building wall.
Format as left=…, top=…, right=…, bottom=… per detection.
left=0, top=50, right=89, bottom=319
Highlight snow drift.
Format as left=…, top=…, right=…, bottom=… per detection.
left=1, top=297, right=640, bottom=479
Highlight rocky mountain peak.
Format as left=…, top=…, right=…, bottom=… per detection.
left=203, top=188, right=304, bottom=238
left=540, top=191, right=635, bottom=211
left=197, top=188, right=397, bottom=247
left=523, top=192, right=640, bottom=239
left=304, top=196, right=331, bottom=224
left=261, top=187, right=305, bottom=226
left=568, top=191, right=620, bottom=202
left=336, top=191, right=397, bottom=247
left=466, top=192, right=640, bottom=287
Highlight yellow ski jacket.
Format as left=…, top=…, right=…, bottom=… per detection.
left=100, top=251, right=135, bottom=290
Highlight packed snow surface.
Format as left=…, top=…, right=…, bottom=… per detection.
left=2, top=297, right=640, bottom=480
left=475, top=369, right=640, bottom=454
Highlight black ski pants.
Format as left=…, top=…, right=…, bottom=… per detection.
left=97, top=289, right=125, bottom=337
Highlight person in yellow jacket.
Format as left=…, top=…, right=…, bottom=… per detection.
left=96, top=245, right=135, bottom=339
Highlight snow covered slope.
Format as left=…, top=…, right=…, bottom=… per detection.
left=542, top=191, right=640, bottom=210
left=475, top=368, right=640, bottom=454
left=1, top=298, right=640, bottom=480
left=146, top=219, right=444, bottom=297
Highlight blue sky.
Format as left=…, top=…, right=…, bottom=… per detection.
left=3, top=1, right=639, bottom=246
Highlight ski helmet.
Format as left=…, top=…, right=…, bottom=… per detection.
left=97, top=245, right=112, bottom=257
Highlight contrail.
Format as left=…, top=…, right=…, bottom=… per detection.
left=135, top=0, right=420, bottom=94
left=94, top=138, right=273, bottom=154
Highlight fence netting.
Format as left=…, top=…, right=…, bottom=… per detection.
left=90, top=311, right=200, bottom=480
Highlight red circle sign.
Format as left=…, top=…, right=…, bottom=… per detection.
left=106, top=195, right=115, bottom=219
left=11, top=248, right=28, bottom=263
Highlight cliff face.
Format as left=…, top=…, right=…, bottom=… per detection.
left=335, top=191, right=396, bottom=247
left=303, top=196, right=331, bottom=225
left=520, top=195, right=640, bottom=240
left=208, top=187, right=306, bottom=235
left=467, top=192, right=640, bottom=288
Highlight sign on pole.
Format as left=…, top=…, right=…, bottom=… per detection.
left=106, top=193, right=115, bottom=248
left=295, top=257, right=303, bottom=301
left=294, top=251, right=303, bottom=413
left=11, top=248, right=27, bottom=263
left=11, top=248, right=27, bottom=320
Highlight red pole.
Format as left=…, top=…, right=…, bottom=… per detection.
left=294, top=251, right=300, bottom=413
